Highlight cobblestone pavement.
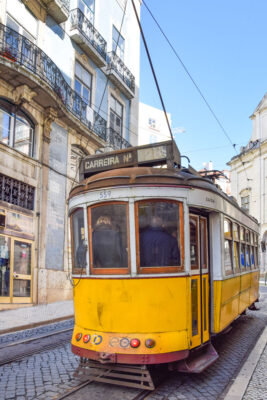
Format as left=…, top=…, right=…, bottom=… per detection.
left=243, top=343, right=267, bottom=400
left=146, top=287, right=267, bottom=400
left=0, top=319, right=74, bottom=347
left=0, top=288, right=266, bottom=400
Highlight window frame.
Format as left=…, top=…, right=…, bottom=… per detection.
left=0, top=99, right=34, bottom=158
left=224, top=218, right=234, bottom=276
left=88, top=201, right=130, bottom=275
left=109, top=95, right=123, bottom=136
left=70, top=207, right=86, bottom=276
left=189, top=215, right=199, bottom=271
left=112, top=25, right=125, bottom=60
left=135, top=199, right=184, bottom=274
left=74, top=61, right=93, bottom=107
left=233, top=223, right=240, bottom=273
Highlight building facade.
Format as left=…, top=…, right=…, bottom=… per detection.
left=228, top=93, right=267, bottom=275
left=0, top=0, right=140, bottom=309
left=138, top=102, right=171, bottom=145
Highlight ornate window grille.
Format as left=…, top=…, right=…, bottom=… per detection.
left=0, top=173, right=35, bottom=211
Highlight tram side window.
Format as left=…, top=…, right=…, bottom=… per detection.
left=190, top=216, right=198, bottom=269
left=245, top=230, right=251, bottom=269
left=240, top=227, right=246, bottom=270
left=136, top=200, right=182, bottom=272
left=71, top=208, right=86, bottom=274
left=233, top=223, right=240, bottom=272
left=224, top=219, right=233, bottom=275
left=89, top=203, right=129, bottom=272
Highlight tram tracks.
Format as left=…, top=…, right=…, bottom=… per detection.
left=0, top=327, right=73, bottom=366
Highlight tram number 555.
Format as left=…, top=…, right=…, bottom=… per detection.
left=99, top=190, right=111, bottom=200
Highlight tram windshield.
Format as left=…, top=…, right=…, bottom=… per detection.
left=90, top=203, right=128, bottom=269
left=137, top=201, right=181, bottom=270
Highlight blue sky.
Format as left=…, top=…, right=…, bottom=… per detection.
left=139, top=0, right=267, bottom=170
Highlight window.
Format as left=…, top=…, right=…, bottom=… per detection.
left=110, top=95, right=123, bottom=136
left=224, top=218, right=233, bottom=275
left=89, top=202, right=129, bottom=274
left=241, top=195, right=249, bottom=212
left=74, top=62, right=92, bottom=106
left=233, top=223, right=240, bottom=272
left=148, top=118, right=156, bottom=129
left=77, top=0, right=95, bottom=24
left=136, top=200, right=183, bottom=273
left=190, top=216, right=198, bottom=269
left=0, top=236, right=10, bottom=297
left=245, top=230, right=251, bottom=268
left=112, top=25, right=125, bottom=60
left=0, top=99, right=34, bottom=157
left=240, top=227, right=246, bottom=270
left=71, top=208, right=86, bottom=275
left=149, top=134, right=157, bottom=144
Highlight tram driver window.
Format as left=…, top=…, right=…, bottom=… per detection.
left=71, top=208, right=86, bottom=274
left=136, top=200, right=183, bottom=272
left=89, top=203, right=129, bottom=272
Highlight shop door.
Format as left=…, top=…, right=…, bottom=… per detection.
left=0, top=235, right=32, bottom=304
left=189, top=215, right=209, bottom=348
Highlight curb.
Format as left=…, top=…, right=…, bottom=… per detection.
left=0, top=315, right=74, bottom=335
left=224, top=326, right=267, bottom=400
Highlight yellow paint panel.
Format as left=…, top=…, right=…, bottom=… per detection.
left=73, top=277, right=188, bottom=333
left=249, top=271, right=259, bottom=304
left=213, top=280, right=222, bottom=333
left=221, top=276, right=240, bottom=303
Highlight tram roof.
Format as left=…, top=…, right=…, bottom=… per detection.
left=69, top=165, right=258, bottom=223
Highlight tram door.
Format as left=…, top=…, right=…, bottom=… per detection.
left=189, top=215, right=209, bottom=347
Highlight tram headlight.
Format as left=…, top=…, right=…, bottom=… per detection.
left=130, top=338, right=140, bottom=348
left=145, top=339, right=156, bottom=348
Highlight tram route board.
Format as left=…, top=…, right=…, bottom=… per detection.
left=80, top=140, right=181, bottom=179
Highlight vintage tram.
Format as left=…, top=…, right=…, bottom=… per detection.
left=68, top=141, right=259, bottom=388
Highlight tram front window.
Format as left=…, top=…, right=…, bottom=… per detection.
left=137, top=201, right=182, bottom=271
left=90, top=203, right=128, bottom=270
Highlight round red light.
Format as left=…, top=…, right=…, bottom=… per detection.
left=83, top=334, right=90, bottom=343
left=130, top=338, right=140, bottom=348
left=145, top=339, right=156, bottom=348
left=75, top=333, right=82, bottom=341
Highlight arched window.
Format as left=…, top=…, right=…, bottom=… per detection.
left=0, top=99, right=34, bottom=157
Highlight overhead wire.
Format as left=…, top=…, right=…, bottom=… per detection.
left=142, top=0, right=251, bottom=181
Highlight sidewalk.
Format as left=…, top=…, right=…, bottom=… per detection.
left=224, top=325, right=267, bottom=400
left=0, top=300, right=74, bottom=334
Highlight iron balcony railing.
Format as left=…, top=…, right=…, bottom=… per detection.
left=70, top=8, right=107, bottom=61
left=60, top=0, right=70, bottom=13
left=107, top=127, right=131, bottom=150
left=0, top=23, right=107, bottom=141
left=107, top=51, right=135, bottom=94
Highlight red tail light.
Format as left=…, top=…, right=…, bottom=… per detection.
left=130, top=338, right=140, bottom=348
left=83, top=334, right=90, bottom=343
left=75, top=333, right=82, bottom=341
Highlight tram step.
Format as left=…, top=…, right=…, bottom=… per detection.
left=74, top=359, right=156, bottom=390
left=176, top=343, right=218, bottom=373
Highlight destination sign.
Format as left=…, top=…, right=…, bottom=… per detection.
left=80, top=140, right=181, bottom=179
left=84, top=152, right=133, bottom=172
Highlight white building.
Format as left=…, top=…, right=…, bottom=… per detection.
left=228, top=92, right=267, bottom=275
left=138, top=102, right=171, bottom=145
left=0, top=0, right=141, bottom=308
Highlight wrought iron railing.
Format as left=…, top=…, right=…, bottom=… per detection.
left=0, top=23, right=107, bottom=141
left=107, top=51, right=135, bottom=94
left=60, top=0, right=70, bottom=13
left=107, top=127, right=131, bottom=150
left=70, top=8, right=107, bottom=61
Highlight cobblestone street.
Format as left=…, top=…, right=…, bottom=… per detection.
left=0, top=287, right=266, bottom=400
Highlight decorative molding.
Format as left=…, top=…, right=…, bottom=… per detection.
left=43, top=107, right=57, bottom=144
left=13, top=85, right=37, bottom=106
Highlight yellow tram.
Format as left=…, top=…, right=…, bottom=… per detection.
left=68, top=141, right=259, bottom=382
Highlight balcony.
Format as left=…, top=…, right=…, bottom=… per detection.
left=106, top=128, right=131, bottom=150
left=0, top=23, right=107, bottom=143
left=70, top=9, right=107, bottom=68
left=106, top=52, right=135, bottom=99
left=43, top=0, right=70, bottom=23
